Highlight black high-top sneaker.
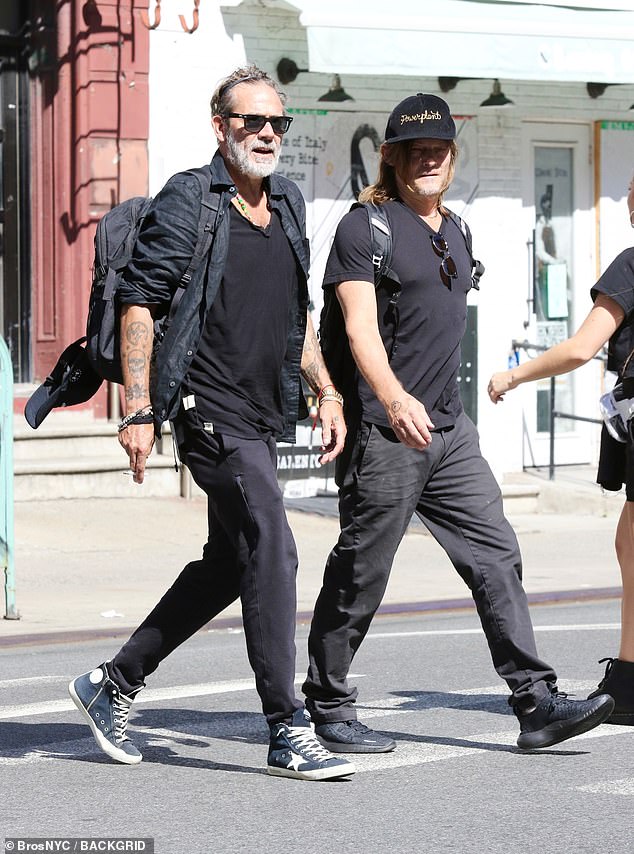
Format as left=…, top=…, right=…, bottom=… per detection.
left=588, top=658, right=634, bottom=725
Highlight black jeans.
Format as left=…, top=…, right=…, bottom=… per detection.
left=109, top=409, right=302, bottom=726
left=303, top=412, right=557, bottom=723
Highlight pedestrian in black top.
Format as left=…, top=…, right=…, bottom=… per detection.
left=490, top=170, right=634, bottom=726
left=303, top=92, right=614, bottom=753
left=68, top=65, right=354, bottom=781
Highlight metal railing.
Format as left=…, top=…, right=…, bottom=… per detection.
left=511, top=339, right=604, bottom=481
left=0, top=336, right=18, bottom=619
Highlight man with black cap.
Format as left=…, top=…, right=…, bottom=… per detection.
left=302, top=92, right=614, bottom=753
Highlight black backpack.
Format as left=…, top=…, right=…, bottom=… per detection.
left=87, top=169, right=220, bottom=384
left=25, top=170, right=221, bottom=429
left=318, top=201, right=484, bottom=405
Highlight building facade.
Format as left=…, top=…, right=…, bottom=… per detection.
left=4, top=0, right=634, bottom=480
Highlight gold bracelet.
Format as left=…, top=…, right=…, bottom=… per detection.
left=318, top=389, right=344, bottom=407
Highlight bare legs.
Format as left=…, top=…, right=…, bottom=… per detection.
left=615, top=500, right=634, bottom=662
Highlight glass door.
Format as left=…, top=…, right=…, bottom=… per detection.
left=521, top=124, right=599, bottom=467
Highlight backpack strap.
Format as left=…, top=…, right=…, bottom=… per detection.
left=350, top=201, right=400, bottom=288
left=444, top=208, right=485, bottom=290
left=350, top=201, right=402, bottom=360
left=162, top=170, right=222, bottom=330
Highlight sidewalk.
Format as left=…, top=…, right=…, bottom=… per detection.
left=1, top=481, right=623, bottom=644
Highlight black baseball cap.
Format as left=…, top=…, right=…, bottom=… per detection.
left=384, top=93, right=456, bottom=144
left=25, top=337, right=103, bottom=429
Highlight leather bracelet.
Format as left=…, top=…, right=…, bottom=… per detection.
left=118, top=406, right=154, bottom=433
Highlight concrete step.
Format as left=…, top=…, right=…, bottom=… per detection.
left=501, top=482, right=540, bottom=515
left=502, top=468, right=623, bottom=518
left=12, top=412, right=181, bottom=501
left=15, top=420, right=120, bottom=461
left=14, top=453, right=182, bottom=500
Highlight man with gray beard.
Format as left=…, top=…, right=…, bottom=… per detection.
left=68, top=66, right=354, bottom=781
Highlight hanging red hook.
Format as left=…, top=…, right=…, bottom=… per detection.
left=140, top=0, right=161, bottom=29
left=179, top=0, right=200, bottom=33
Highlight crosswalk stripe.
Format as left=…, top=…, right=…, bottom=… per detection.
left=366, top=623, right=620, bottom=640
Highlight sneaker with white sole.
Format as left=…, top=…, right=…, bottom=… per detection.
left=68, top=663, right=142, bottom=765
left=267, top=708, right=355, bottom=781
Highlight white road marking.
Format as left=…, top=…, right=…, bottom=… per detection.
left=349, top=724, right=632, bottom=773
left=1, top=718, right=630, bottom=771
left=0, top=676, right=67, bottom=688
left=366, top=624, right=620, bottom=640
left=0, top=674, right=363, bottom=720
left=578, top=779, right=634, bottom=796
left=0, top=678, right=259, bottom=720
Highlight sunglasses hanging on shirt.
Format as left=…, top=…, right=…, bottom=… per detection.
left=430, top=232, right=458, bottom=288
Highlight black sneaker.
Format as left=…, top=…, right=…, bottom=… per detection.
left=315, top=720, right=396, bottom=753
left=267, top=708, right=355, bottom=781
left=68, top=663, right=142, bottom=765
left=587, top=657, right=634, bottom=725
left=515, top=689, right=615, bottom=750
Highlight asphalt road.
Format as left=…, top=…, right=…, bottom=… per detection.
left=1, top=599, right=630, bottom=854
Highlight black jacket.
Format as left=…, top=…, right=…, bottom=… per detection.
left=119, top=150, right=310, bottom=441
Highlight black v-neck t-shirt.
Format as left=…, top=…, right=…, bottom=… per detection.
left=323, top=199, right=473, bottom=428
left=183, top=204, right=298, bottom=438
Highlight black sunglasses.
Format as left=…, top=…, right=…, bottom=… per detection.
left=223, top=113, right=293, bottom=135
left=430, top=231, right=458, bottom=287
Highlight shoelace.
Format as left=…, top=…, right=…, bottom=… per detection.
left=286, top=726, right=334, bottom=761
left=597, top=657, right=616, bottom=689
left=346, top=720, right=371, bottom=734
left=544, top=689, right=592, bottom=719
left=111, top=692, right=132, bottom=744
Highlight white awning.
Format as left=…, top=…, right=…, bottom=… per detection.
left=277, top=0, right=634, bottom=83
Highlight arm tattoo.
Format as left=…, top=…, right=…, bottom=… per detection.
left=126, top=321, right=151, bottom=347
left=301, top=318, right=327, bottom=393
left=126, top=349, right=147, bottom=378
left=301, top=360, right=321, bottom=393
left=125, top=383, right=150, bottom=402
left=390, top=401, right=402, bottom=413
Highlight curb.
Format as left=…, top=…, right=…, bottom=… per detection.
left=0, top=586, right=622, bottom=648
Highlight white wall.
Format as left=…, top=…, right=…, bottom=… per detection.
left=147, top=0, right=634, bottom=478
left=146, top=0, right=246, bottom=193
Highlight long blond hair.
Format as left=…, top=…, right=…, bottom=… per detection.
left=359, top=139, right=458, bottom=210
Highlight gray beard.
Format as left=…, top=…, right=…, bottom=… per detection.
left=225, top=133, right=280, bottom=179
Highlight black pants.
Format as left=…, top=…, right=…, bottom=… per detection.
left=303, top=413, right=557, bottom=723
left=109, top=410, right=302, bottom=726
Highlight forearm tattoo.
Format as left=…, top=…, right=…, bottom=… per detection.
left=126, top=321, right=150, bottom=347
left=123, top=319, right=151, bottom=402
left=302, top=322, right=327, bottom=393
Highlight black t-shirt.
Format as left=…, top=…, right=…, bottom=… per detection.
left=323, top=200, right=473, bottom=428
left=183, top=205, right=298, bottom=438
left=591, top=247, right=634, bottom=375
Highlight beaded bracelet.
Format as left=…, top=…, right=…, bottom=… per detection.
left=118, top=406, right=154, bottom=433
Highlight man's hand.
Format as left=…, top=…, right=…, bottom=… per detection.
left=118, top=422, right=155, bottom=484
left=317, top=400, right=346, bottom=464
left=488, top=370, right=515, bottom=404
left=386, top=393, right=434, bottom=449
